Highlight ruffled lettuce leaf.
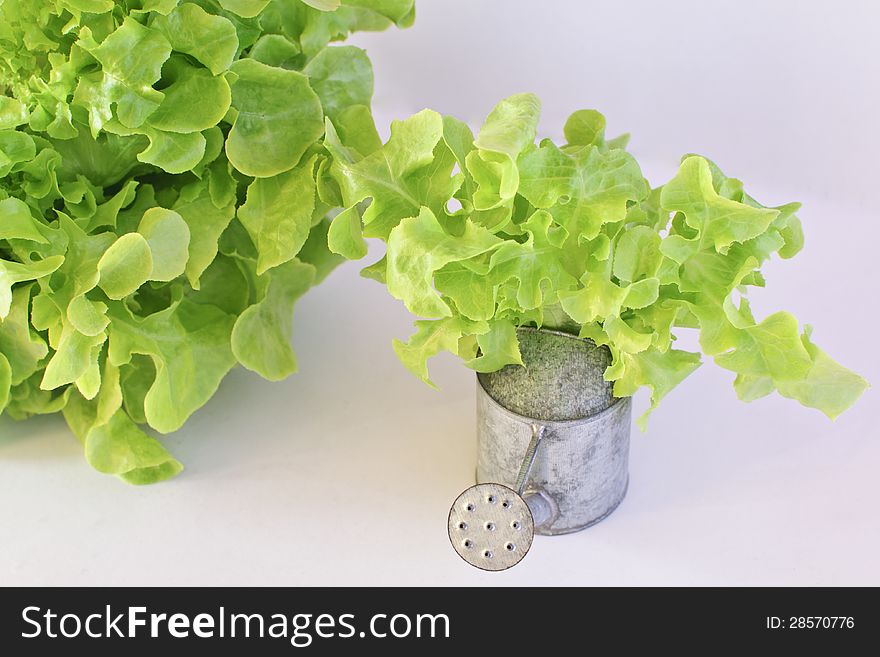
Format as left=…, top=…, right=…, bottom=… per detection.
left=329, top=94, right=867, bottom=422
left=1, top=0, right=413, bottom=482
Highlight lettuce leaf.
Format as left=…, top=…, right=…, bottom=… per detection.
left=329, top=94, right=868, bottom=424
left=0, top=0, right=414, bottom=483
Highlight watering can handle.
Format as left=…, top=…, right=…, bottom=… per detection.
left=515, top=424, right=555, bottom=530
left=514, top=423, right=545, bottom=496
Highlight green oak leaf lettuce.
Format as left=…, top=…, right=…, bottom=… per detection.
left=328, top=93, right=867, bottom=425
left=0, top=0, right=413, bottom=483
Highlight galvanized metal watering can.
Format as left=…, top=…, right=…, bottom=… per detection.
left=448, top=327, right=632, bottom=570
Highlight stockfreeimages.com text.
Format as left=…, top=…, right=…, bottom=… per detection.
left=22, top=606, right=450, bottom=647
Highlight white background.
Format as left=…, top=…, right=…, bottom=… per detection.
left=1, top=0, right=878, bottom=586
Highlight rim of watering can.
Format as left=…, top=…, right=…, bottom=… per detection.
left=477, top=325, right=626, bottom=428
left=514, top=324, right=592, bottom=340
left=512, top=325, right=612, bottom=372
left=514, top=323, right=604, bottom=345
left=477, top=376, right=629, bottom=428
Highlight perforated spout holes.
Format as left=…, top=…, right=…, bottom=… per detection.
left=447, top=483, right=534, bottom=571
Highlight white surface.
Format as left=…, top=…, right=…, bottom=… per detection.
left=1, top=1, right=879, bottom=586
left=355, top=0, right=880, bottom=208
